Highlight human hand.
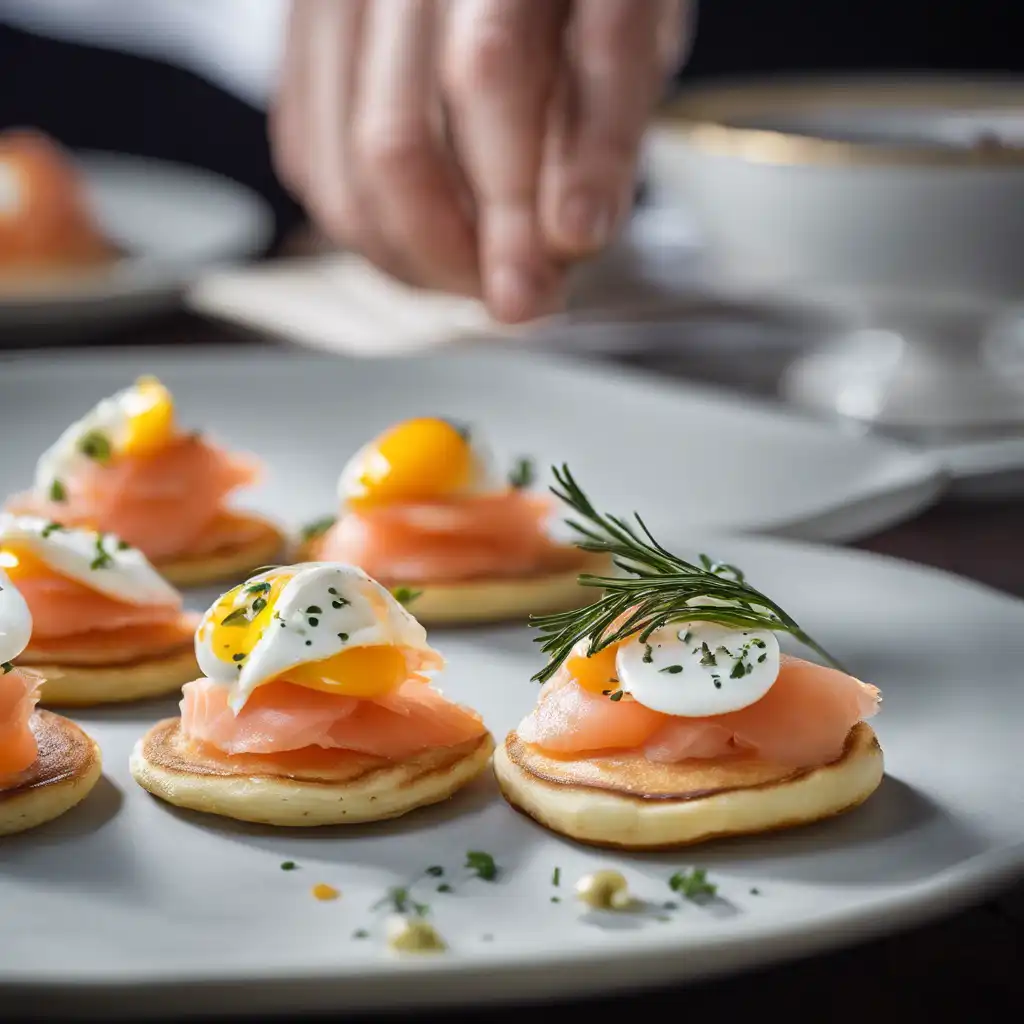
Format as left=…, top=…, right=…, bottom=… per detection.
left=271, top=0, right=693, bottom=324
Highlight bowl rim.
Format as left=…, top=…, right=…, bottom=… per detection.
left=655, top=74, right=1024, bottom=167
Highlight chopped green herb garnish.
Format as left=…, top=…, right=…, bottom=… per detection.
left=221, top=607, right=250, bottom=627
left=528, top=466, right=841, bottom=684
left=608, top=690, right=624, bottom=702
left=307, top=606, right=322, bottom=615
left=40, top=521, right=63, bottom=538
left=699, top=643, right=716, bottom=667
left=0, top=662, right=12, bottom=675
left=353, top=929, right=370, bottom=939
left=232, top=653, right=246, bottom=662
left=465, top=850, right=498, bottom=881
left=508, top=456, right=535, bottom=490
left=425, top=866, right=444, bottom=877
left=730, top=660, right=747, bottom=679
left=659, top=664, right=683, bottom=674
left=116, top=539, right=131, bottom=551
left=376, top=886, right=429, bottom=917
left=245, top=582, right=272, bottom=595
left=308, top=617, right=319, bottom=627
left=251, top=596, right=268, bottom=615
left=338, top=632, right=349, bottom=642
left=90, top=535, right=113, bottom=570
left=78, top=430, right=112, bottom=463
left=550, top=896, right=561, bottom=903
left=280, top=861, right=298, bottom=871
left=437, top=884, right=453, bottom=894
left=668, top=868, right=717, bottom=900
left=642, top=644, right=653, bottom=664
left=552, top=866, right=561, bottom=887
left=48, top=479, right=67, bottom=503
left=750, top=887, right=761, bottom=895
left=300, top=516, right=336, bottom=541
left=392, top=587, right=422, bottom=607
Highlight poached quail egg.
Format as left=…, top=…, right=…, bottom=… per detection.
left=196, top=562, right=443, bottom=712
left=0, top=514, right=180, bottom=608
left=34, top=376, right=175, bottom=499
left=0, top=569, right=32, bottom=666
left=338, top=417, right=498, bottom=511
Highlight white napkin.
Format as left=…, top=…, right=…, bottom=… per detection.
left=186, top=205, right=716, bottom=356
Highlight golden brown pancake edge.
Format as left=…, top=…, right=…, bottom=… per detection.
left=130, top=718, right=495, bottom=826
left=493, top=723, right=884, bottom=850
left=0, top=710, right=103, bottom=836
left=156, top=515, right=285, bottom=588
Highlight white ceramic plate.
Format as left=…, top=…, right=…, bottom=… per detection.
left=1, top=347, right=999, bottom=1019
left=2, top=533, right=1022, bottom=1016
left=0, top=152, right=273, bottom=344
left=0, top=346, right=943, bottom=544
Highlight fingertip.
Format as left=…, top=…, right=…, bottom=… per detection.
left=551, top=189, right=618, bottom=256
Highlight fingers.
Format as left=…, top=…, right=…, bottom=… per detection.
left=540, top=0, right=689, bottom=259
left=268, top=0, right=316, bottom=198
left=354, top=0, right=479, bottom=294
left=442, top=0, right=570, bottom=323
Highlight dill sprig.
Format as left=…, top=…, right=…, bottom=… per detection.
left=529, top=466, right=843, bottom=683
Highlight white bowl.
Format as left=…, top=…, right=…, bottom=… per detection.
left=646, top=76, right=1024, bottom=436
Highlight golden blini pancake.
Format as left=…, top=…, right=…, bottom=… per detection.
left=493, top=722, right=884, bottom=850
left=131, top=718, right=496, bottom=827
left=18, top=645, right=199, bottom=707
left=295, top=544, right=610, bottom=626
left=0, top=710, right=103, bottom=836
left=156, top=515, right=285, bottom=588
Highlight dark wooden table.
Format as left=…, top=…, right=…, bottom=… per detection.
left=14, top=310, right=1023, bottom=1021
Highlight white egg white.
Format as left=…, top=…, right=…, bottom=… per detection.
left=196, top=562, right=442, bottom=712
left=336, top=421, right=499, bottom=507
left=0, top=568, right=32, bottom=664
left=33, top=380, right=157, bottom=498
left=615, top=621, right=780, bottom=717
left=0, top=514, right=181, bottom=608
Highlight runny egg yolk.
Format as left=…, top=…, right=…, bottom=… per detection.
left=346, top=417, right=474, bottom=510
left=566, top=642, right=622, bottom=696
left=206, top=573, right=294, bottom=665
left=283, top=645, right=410, bottom=699
left=0, top=543, right=53, bottom=582
left=121, top=376, right=175, bottom=456
left=206, top=573, right=412, bottom=700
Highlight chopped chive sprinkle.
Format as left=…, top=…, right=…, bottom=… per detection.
left=40, top=521, right=63, bottom=538
left=699, top=642, right=717, bottom=667
left=550, top=896, right=561, bottom=903
left=252, top=597, right=268, bottom=614
left=300, top=516, right=336, bottom=541
left=465, top=850, right=497, bottom=881
left=552, top=867, right=561, bottom=887
left=307, top=606, right=322, bottom=615
left=308, top=617, right=319, bottom=627
left=232, top=653, right=246, bottom=662
left=437, top=884, right=453, bottom=894
left=750, top=887, right=761, bottom=895
left=78, top=430, right=112, bottom=463
left=0, top=662, right=12, bottom=675
left=338, top=633, right=349, bottom=642
left=425, top=866, right=444, bottom=877
left=353, top=929, right=369, bottom=939
left=642, top=644, right=653, bottom=663
left=280, top=861, right=298, bottom=871
left=392, top=587, right=422, bottom=607
left=48, top=479, right=67, bottom=502
left=608, top=690, right=624, bottom=702
left=245, top=582, right=272, bottom=595
left=730, top=660, right=747, bottom=679
left=668, top=868, right=717, bottom=900
left=659, top=664, right=683, bottom=675
left=508, top=456, right=535, bottom=490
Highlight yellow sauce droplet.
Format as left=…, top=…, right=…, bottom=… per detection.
left=312, top=883, right=340, bottom=901
left=345, top=417, right=474, bottom=510
left=575, top=870, right=632, bottom=910
left=386, top=915, right=447, bottom=953
left=121, top=376, right=176, bottom=456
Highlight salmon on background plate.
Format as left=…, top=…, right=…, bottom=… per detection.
left=494, top=466, right=884, bottom=851
left=0, top=513, right=199, bottom=705
left=299, top=416, right=607, bottom=626
left=0, top=568, right=102, bottom=837
left=5, top=376, right=284, bottom=587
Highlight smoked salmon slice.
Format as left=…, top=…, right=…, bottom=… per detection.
left=519, top=654, right=880, bottom=769
left=180, top=676, right=488, bottom=761
left=7, top=434, right=260, bottom=562
left=317, top=491, right=568, bottom=583
left=0, top=667, right=41, bottom=781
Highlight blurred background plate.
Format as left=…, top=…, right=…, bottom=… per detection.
left=0, top=151, right=273, bottom=345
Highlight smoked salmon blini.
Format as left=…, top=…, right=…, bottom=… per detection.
left=0, top=570, right=102, bottom=837
left=493, top=467, right=884, bottom=850
left=4, top=376, right=284, bottom=587
left=0, top=514, right=200, bottom=705
left=130, top=562, right=494, bottom=826
left=298, top=417, right=606, bottom=625
left=0, top=129, right=115, bottom=279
